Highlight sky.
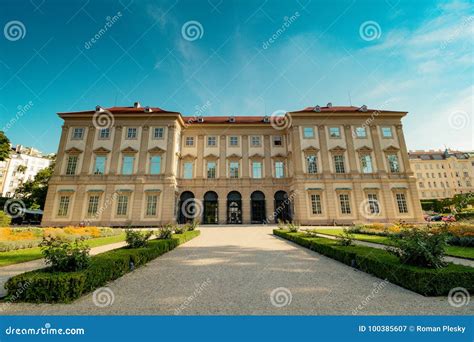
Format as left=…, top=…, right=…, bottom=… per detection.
left=0, top=0, right=472, bottom=154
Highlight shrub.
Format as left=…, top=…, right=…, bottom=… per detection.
left=40, top=236, right=90, bottom=272
left=287, top=222, right=299, bottom=232
left=157, top=224, right=173, bottom=239
left=336, top=228, right=354, bottom=246
left=174, top=225, right=188, bottom=234
left=0, top=211, right=11, bottom=227
left=187, top=220, right=199, bottom=231
left=125, top=229, right=153, bottom=248
left=388, top=228, right=448, bottom=269
left=277, top=219, right=287, bottom=230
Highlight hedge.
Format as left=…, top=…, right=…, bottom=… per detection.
left=5, top=230, right=200, bottom=303
left=274, top=230, right=474, bottom=296
left=455, top=211, right=474, bottom=221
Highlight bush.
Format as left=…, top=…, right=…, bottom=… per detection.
left=274, top=230, right=474, bottom=296
left=125, top=229, right=153, bottom=248
left=388, top=228, right=448, bottom=269
left=287, top=222, right=300, bottom=232
left=187, top=220, right=199, bottom=231
left=336, top=228, right=354, bottom=246
left=157, top=224, right=173, bottom=239
left=0, top=211, right=11, bottom=227
left=174, top=225, right=188, bottom=234
left=5, top=230, right=200, bottom=303
left=40, top=236, right=90, bottom=272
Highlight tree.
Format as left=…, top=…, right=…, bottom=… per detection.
left=0, top=131, right=10, bottom=161
left=15, top=161, right=55, bottom=210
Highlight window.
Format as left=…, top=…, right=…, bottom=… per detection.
left=94, top=156, right=106, bottom=175
left=183, top=162, right=193, bottom=179
left=310, top=194, right=322, bottom=214
left=207, top=136, right=216, bottom=146
left=87, top=195, right=100, bottom=217
left=66, top=155, right=78, bottom=175
left=146, top=195, right=158, bottom=216
left=339, top=194, right=351, bottom=214
left=307, top=155, right=318, bottom=174
left=275, top=161, right=284, bottom=178
left=415, top=164, right=420, bottom=170
left=72, top=128, right=84, bottom=140
left=99, top=128, right=110, bottom=139
left=122, top=156, right=135, bottom=175
left=387, top=154, right=400, bottom=173
left=252, top=161, right=262, bottom=178
left=396, top=193, right=408, bottom=213
left=329, top=127, right=341, bottom=138
left=207, top=162, right=216, bottom=179
left=150, top=156, right=161, bottom=175
left=419, top=182, right=424, bottom=188
left=334, top=155, right=345, bottom=173
left=229, top=136, right=239, bottom=146
left=116, top=195, right=129, bottom=216
left=185, top=137, right=194, bottom=146
left=153, top=127, right=164, bottom=139
left=360, top=154, right=373, bottom=173
left=251, top=136, right=261, bottom=146
left=381, top=127, right=393, bottom=138
left=355, top=127, right=367, bottom=138
left=303, top=127, right=314, bottom=138
left=367, top=194, right=380, bottom=214
left=126, top=128, right=137, bottom=139
left=57, top=196, right=70, bottom=217
left=273, top=136, right=283, bottom=146
left=229, top=162, right=239, bottom=178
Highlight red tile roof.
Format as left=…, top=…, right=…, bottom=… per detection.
left=182, top=116, right=270, bottom=124
left=58, top=106, right=179, bottom=115
left=291, top=106, right=404, bottom=113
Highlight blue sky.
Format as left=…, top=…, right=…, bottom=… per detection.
left=0, top=0, right=472, bottom=154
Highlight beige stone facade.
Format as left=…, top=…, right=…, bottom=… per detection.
left=42, top=103, right=424, bottom=227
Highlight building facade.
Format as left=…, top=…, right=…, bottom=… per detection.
left=41, top=103, right=423, bottom=226
left=0, top=145, right=52, bottom=197
left=409, top=149, right=474, bottom=200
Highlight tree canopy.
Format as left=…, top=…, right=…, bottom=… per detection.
left=0, top=131, right=10, bottom=161
left=15, top=161, right=55, bottom=210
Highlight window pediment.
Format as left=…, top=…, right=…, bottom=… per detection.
left=65, top=147, right=83, bottom=155
left=180, top=153, right=197, bottom=160
left=148, top=146, right=165, bottom=154
left=93, top=147, right=111, bottom=154
left=384, top=145, right=400, bottom=153
left=204, top=153, right=219, bottom=160
left=329, top=146, right=346, bottom=154
left=356, top=145, right=373, bottom=153
left=249, top=153, right=264, bottom=159
left=226, top=153, right=242, bottom=160
left=121, top=146, right=138, bottom=154
left=303, top=146, right=320, bottom=154
left=271, top=153, right=287, bottom=159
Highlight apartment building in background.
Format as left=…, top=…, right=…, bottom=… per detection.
left=41, top=102, right=424, bottom=226
left=409, top=149, right=474, bottom=200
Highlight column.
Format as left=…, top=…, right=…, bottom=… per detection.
left=291, top=126, right=304, bottom=176
left=53, top=125, right=69, bottom=176
left=137, top=126, right=150, bottom=175
left=264, top=135, right=272, bottom=178
left=318, top=126, right=331, bottom=175
left=395, top=124, right=412, bottom=175
left=131, top=183, right=144, bottom=224
left=219, top=135, right=226, bottom=178
left=242, top=135, right=249, bottom=178
left=71, top=185, right=86, bottom=223
left=196, top=135, right=204, bottom=178
left=80, top=126, right=96, bottom=175
left=370, top=125, right=386, bottom=174
left=109, top=126, right=123, bottom=175
left=343, top=125, right=357, bottom=174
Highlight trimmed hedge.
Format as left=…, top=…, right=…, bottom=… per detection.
left=274, top=230, right=474, bottom=296
left=5, top=231, right=200, bottom=303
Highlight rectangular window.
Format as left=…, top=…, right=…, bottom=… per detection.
left=275, top=161, right=284, bottom=178
left=303, top=127, right=314, bottom=138
left=229, top=162, right=239, bottom=178
left=87, top=195, right=100, bottom=217
left=334, top=155, right=345, bottom=173
left=153, top=127, right=164, bottom=139
left=207, top=136, right=216, bottom=146
left=229, top=136, right=239, bottom=146
left=360, top=154, right=373, bottom=173
left=307, top=155, right=318, bottom=174
left=207, top=162, right=216, bottom=179
left=122, top=156, right=135, bottom=175
left=355, top=127, right=367, bottom=138
left=339, top=194, right=351, bottom=214
left=150, top=156, right=161, bottom=175
left=310, top=194, right=322, bottom=215
left=252, top=161, right=262, bottom=179
left=72, top=128, right=84, bottom=140
left=329, top=127, right=341, bottom=138
left=116, top=195, right=129, bottom=216
left=273, top=136, right=283, bottom=146
left=57, top=196, right=70, bottom=217
left=387, top=154, right=400, bottom=173
left=251, top=136, right=261, bottom=146
left=66, top=155, right=78, bottom=175
left=94, top=156, right=106, bottom=175
left=185, top=137, right=194, bottom=146
left=381, top=127, right=393, bottom=138
left=367, top=193, right=380, bottom=214
left=396, top=193, right=408, bottom=213
left=183, top=162, right=193, bottom=179
left=99, top=128, right=110, bottom=139
left=146, top=195, right=158, bottom=216
left=126, top=128, right=137, bottom=139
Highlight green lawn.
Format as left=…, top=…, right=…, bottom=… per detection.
left=0, top=233, right=126, bottom=267
left=313, top=229, right=474, bottom=260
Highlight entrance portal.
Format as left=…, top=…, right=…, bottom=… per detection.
left=178, top=191, right=196, bottom=224
left=227, top=191, right=242, bottom=224
left=274, top=190, right=292, bottom=223
left=251, top=191, right=266, bottom=223
left=203, top=191, right=218, bottom=224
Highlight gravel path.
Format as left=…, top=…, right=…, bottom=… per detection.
left=1, top=226, right=472, bottom=315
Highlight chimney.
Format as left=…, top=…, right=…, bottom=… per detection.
left=134, top=102, right=141, bottom=108
left=327, top=102, right=332, bottom=108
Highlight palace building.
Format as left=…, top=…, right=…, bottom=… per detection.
left=41, top=102, right=423, bottom=226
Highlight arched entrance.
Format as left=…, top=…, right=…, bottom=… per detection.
left=227, top=191, right=242, bottom=224
left=274, top=190, right=292, bottom=223
left=251, top=191, right=266, bottom=223
left=203, top=191, right=218, bottom=224
left=178, top=191, right=196, bottom=224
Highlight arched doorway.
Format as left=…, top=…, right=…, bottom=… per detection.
left=203, top=191, right=218, bottom=224
left=251, top=191, right=266, bottom=223
left=274, top=190, right=292, bottom=223
left=178, top=191, right=196, bottom=224
left=227, top=191, right=242, bottom=224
